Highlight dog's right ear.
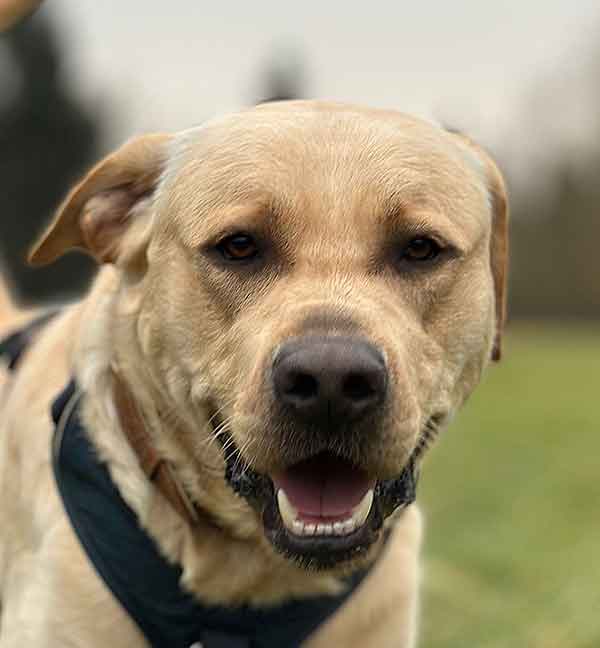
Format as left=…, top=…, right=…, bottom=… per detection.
left=29, top=133, right=172, bottom=266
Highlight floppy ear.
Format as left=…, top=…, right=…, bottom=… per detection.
left=28, top=133, right=172, bottom=267
left=452, top=133, right=509, bottom=362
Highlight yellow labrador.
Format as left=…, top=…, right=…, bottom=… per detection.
left=0, top=101, right=507, bottom=647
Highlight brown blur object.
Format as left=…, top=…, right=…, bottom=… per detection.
left=0, top=0, right=42, bottom=30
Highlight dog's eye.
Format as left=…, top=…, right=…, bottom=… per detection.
left=401, top=237, right=441, bottom=263
left=216, top=234, right=259, bottom=261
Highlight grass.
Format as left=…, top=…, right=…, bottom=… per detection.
left=419, top=324, right=600, bottom=648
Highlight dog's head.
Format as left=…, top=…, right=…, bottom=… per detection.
left=30, top=101, right=508, bottom=570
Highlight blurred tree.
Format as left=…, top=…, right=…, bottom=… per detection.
left=257, top=48, right=306, bottom=103
left=503, top=31, right=600, bottom=321
left=510, top=162, right=600, bottom=319
left=0, top=12, right=99, bottom=304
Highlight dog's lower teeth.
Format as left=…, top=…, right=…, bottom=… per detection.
left=304, top=523, right=316, bottom=536
left=276, top=488, right=374, bottom=537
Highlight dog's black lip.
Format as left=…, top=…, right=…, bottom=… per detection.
left=210, top=406, right=423, bottom=566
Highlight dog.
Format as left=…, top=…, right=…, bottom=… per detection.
left=0, top=101, right=508, bottom=647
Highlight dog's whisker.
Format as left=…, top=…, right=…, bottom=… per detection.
left=412, top=416, right=443, bottom=459
left=231, top=437, right=254, bottom=476
left=206, top=396, right=237, bottom=424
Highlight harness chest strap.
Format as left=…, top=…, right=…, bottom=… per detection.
left=0, top=312, right=57, bottom=370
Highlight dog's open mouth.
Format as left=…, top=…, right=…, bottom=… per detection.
left=273, top=454, right=375, bottom=539
left=219, top=430, right=418, bottom=568
left=265, top=453, right=383, bottom=568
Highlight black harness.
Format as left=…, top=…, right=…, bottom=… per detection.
left=0, top=312, right=56, bottom=370
left=1, top=321, right=373, bottom=648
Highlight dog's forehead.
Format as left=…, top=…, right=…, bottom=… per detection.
left=157, top=103, right=491, bottom=241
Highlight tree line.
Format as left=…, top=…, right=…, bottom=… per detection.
left=1, top=13, right=598, bottom=321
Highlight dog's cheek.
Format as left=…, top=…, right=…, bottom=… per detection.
left=141, top=255, right=218, bottom=363
left=386, top=335, right=441, bottom=464
left=378, top=257, right=494, bottom=442
left=425, top=266, right=496, bottom=414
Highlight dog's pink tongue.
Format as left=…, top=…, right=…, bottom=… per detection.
left=273, top=454, right=372, bottom=516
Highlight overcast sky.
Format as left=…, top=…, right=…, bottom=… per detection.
left=42, top=0, right=600, bottom=173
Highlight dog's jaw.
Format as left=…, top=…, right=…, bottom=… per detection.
left=214, top=407, right=420, bottom=570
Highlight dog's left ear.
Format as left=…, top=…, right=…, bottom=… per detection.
left=29, top=133, right=172, bottom=267
left=451, top=133, right=509, bottom=362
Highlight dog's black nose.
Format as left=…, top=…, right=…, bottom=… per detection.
left=273, top=336, right=388, bottom=425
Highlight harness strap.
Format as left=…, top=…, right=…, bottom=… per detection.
left=0, top=312, right=57, bottom=371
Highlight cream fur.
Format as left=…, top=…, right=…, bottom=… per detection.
left=0, top=101, right=507, bottom=647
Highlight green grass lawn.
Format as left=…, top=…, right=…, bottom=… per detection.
left=419, top=324, right=600, bottom=648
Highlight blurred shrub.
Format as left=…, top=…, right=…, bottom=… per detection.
left=510, top=160, right=600, bottom=319
left=0, top=12, right=100, bottom=303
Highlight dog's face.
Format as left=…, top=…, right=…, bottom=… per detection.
left=30, top=102, right=508, bottom=570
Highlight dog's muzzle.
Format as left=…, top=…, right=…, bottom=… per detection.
left=214, top=336, right=420, bottom=569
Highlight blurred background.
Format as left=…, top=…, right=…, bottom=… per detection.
left=1, top=2, right=598, bottom=646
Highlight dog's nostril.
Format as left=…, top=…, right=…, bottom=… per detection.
left=286, top=372, right=319, bottom=401
left=343, top=373, right=376, bottom=402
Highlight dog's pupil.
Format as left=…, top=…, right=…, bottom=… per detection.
left=407, top=239, right=435, bottom=260
left=228, top=236, right=254, bottom=257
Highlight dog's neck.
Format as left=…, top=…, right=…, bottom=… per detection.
left=71, top=267, right=349, bottom=606
left=110, top=367, right=213, bottom=527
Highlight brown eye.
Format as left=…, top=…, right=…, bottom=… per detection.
left=217, top=234, right=259, bottom=261
left=402, top=237, right=441, bottom=262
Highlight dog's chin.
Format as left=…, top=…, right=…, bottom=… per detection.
left=222, top=447, right=418, bottom=570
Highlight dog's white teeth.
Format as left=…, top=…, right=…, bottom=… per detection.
left=277, top=487, right=375, bottom=538
left=277, top=489, right=299, bottom=530
left=351, top=489, right=374, bottom=529
left=342, top=518, right=356, bottom=535
left=320, top=523, right=333, bottom=536
left=303, top=523, right=316, bottom=536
